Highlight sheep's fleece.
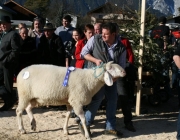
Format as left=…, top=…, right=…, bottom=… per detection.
left=16, top=62, right=126, bottom=140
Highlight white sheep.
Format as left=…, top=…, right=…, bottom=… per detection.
left=16, top=61, right=126, bottom=140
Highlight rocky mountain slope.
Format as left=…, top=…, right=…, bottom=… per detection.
left=6, top=0, right=180, bottom=17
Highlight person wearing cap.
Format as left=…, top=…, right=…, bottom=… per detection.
left=0, top=16, right=21, bottom=111
left=38, top=23, right=66, bottom=66
left=150, top=16, right=170, bottom=50
left=150, top=16, right=172, bottom=98
left=54, top=15, right=74, bottom=67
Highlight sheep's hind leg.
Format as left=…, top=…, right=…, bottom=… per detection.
left=74, top=107, right=91, bottom=140
left=25, top=99, right=37, bottom=131
left=63, top=105, right=72, bottom=135
left=16, top=100, right=29, bottom=134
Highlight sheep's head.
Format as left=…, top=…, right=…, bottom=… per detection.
left=104, top=61, right=126, bottom=86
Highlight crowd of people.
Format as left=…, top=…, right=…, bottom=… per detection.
left=0, top=14, right=180, bottom=139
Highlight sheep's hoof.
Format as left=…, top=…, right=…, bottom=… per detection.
left=31, top=119, right=36, bottom=131
left=19, top=129, right=26, bottom=134
left=31, top=125, right=36, bottom=131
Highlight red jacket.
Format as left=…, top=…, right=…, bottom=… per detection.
left=121, top=37, right=134, bottom=64
left=75, top=38, right=87, bottom=68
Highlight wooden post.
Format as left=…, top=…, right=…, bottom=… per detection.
left=135, top=0, right=146, bottom=116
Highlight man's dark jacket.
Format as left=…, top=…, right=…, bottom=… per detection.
left=0, top=29, right=20, bottom=68
left=38, top=33, right=66, bottom=66
left=19, top=36, right=37, bottom=68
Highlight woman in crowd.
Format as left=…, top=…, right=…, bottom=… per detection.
left=68, top=28, right=84, bottom=67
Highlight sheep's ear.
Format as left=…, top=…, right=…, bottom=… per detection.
left=104, top=71, right=113, bottom=86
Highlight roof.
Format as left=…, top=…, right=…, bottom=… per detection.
left=166, top=23, right=180, bottom=29
left=4, top=0, right=37, bottom=18
left=0, top=4, right=16, bottom=14
left=87, top=2, right=122, bottom=15
left=11, top=20, right=33, bottom=26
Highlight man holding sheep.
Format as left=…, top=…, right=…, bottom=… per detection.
left=80, top=22, right=126, bottom=138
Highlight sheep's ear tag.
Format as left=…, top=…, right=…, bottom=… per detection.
left=23, top=71, right=29, bottom=79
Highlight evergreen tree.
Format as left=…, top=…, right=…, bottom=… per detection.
left=0, top=0, right=4, bottom=4
left=24, top=0, right=50, bottom=17
left=119, top=8, right=173, bottom=85
left=55, top=6, right=65, bottom=27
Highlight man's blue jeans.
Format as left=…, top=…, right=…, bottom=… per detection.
left=85, top=82, right=118, bottom=130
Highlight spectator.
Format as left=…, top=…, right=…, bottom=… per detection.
left=117, top=37, right=136, bottom=132
left=94, top=23, right=102, bottom=34
left=151, top=16, right=172, bottom=97
left=18, top=23, right=27, bottom=33
left=38, top=23, right=65, bottom=66
left=0, top=16, right=20, bottom=111
left=80, top=22, right=126, bottom=138
left=18, top=27, right=36, bottom=72
left=28, top=17, right=44, bottom=48
left=173, top=47, right=180, bottom=139
left=67, top=28, right=84, bottom=67
left=0, top=26, right=3, bottom=42
left=75, top=24, right=94, bottom=68
left=150, top=16, right=170, bottom=50
left=54, top=15, right=74, bottom=45
left=54, top=15, right=74, bottom=67
left=170, top=26, right=179, bottom=89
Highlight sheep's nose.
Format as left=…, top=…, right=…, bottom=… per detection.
left=121, top=70, right=125, bottom=73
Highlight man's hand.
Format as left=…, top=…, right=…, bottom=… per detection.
left=113, top=78, right=118, bottom=82
left=95, top=59, right=102, bottom=66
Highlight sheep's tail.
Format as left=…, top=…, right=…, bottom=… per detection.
left=17, top=67, right=32, bottom=103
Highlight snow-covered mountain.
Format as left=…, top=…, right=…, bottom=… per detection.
left=7, top=0, right=180, bottom=17
left=147, top=0, right=180, bottom=17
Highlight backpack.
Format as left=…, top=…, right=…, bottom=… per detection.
left=151, top=29, right=162, bottom=39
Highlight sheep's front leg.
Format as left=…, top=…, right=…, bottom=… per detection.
left=25, top=102, right=36, bottom=131
left=63, top=105, right=72, bottom=135
left=78, top=113, right=91, bottom=140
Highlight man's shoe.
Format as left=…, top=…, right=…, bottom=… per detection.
left=125, top=124, right=136, bottom=132
left=75, top=116, right=80, bottom=124
left=0, top=102, right=14, bottom=111
left=104, top=129, right=123, bottom=138
left=70, top=111, right=76, bottom=118
left=78, top=122, right=91, bottom=136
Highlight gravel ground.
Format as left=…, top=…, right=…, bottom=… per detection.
left=0, top=94, right=179, bottom=140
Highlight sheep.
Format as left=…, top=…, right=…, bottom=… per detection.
left=16, top=61, right=126, bottom=140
